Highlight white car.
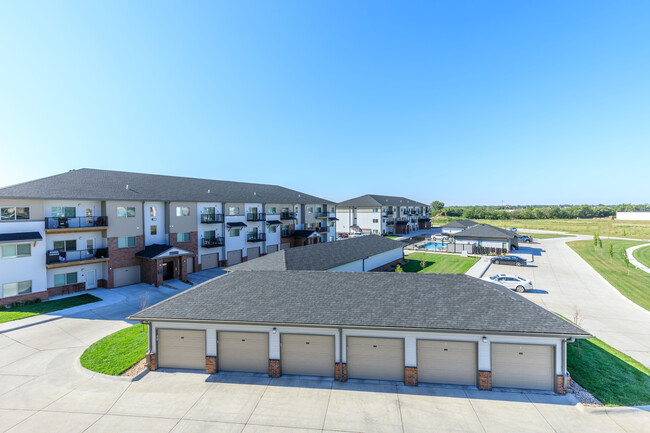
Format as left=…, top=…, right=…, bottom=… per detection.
left=485, top=273, right=533, bottom=293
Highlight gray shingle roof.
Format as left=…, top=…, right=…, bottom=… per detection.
left=442, top=219, right=478, bottom=229
left=129, top=271, right=589, bottom=337
left=453, top=224, right=518, bottom=240
left=0, top=232, right=43, bottom=243
left=0, top=169, right=334, bottom=204
left=228, top=235, right=405, bottom=272
left=135, top=244, right=192, bottom=259
left=338, top=194, right=428, bottom=208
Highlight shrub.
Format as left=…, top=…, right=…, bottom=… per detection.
left=11, top=301, right=22, bottom=308
left=23, top=299, right=34, bottom=305
left=33, top=298, right=42, bottom=303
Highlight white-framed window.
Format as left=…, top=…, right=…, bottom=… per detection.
left=268, top=207, right=276, bottom=215
left=86, top=239, right=94, bottom=253
left=316, top=207, right=322, bottom=213
left=118, top=236, right=136, bottom=248
left=1, top=243, right=31, bottom=259
left=229, top=206, right=239, bottom=216
left=372, top=229, right=379, bottom=234
left=52, top=206, right=75, bottom=218
left=176, top=232, right=191, bottom=242
left=53, top=239, right=77, bottom=251
left=372, top=219, right=379, bottom=223
left=1, top=206, right=30, bottom=220
left=2, top=280, right=32, bottom=297
left=150, top=225, right=157, bottom=235
left=229, top=228, right=240, bottom=237
left=268, top=225, right=277, bottom=233
left=117, top=206, right=136, bottom=218
left=306, top=223, right=313, bottom=229
left=150, top=207, right=157, bottom=217
left=204, top=230, right=216, bottom=240
left=307, top=207, right=313, bottom=213
left=203, top=207, right=215, bottom=215
left=329, top=207, right=335, bottom=213
left=54, top=272, right=77, bottom=287
left=176, top=206, right=190, bottom=217
left=373, top=208, right=378, bottom=212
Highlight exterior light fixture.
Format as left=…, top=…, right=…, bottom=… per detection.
left=272, top=328, right=277, bottom=334
left=482, top=337, right=488, bottom=343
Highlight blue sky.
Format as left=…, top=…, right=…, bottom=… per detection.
left=1, top=1, right=648, bottom=206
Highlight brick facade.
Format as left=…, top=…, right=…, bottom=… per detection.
left=206, top=356, right=217, bottom=374
left=478, top=370, right=492, bottom=390
left=405, top=367, right=418, bottom=386
left=0, top=290, right=49, bottom=307
left=268, top=359, right=281, bottom=378
left=147, top=352, right=157, bottom=371
left=335, top=362, right=341, bottom=380
left=418, top=220, right=431, bottom=230
left=340, top=362, right=348, bottom=381
left=170, top=231, right=198, bottom=281
left=47, top=282, right=86, bottom=297
left=556, top=374, right=568, bottom=394
left=107, top=235, right=145, bottom=288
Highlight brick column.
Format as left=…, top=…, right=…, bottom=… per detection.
left=180, top=257, right=188, bottom=281
left=405, top=367, right=418, bottom=386
left=478, top=370, right=492, bottom=390
left=556, top=375, right=568, bottom=394
left=147, top=353, right=157, bottom=371
left=340, top=362, right=347, bottom=382
left=206, top=356, right=217, bottom=374
left=268, top=359, right=281, bottom=378
left=335, top=363, right=341, bottom=380
left=155, top=259, right=163, bottom=287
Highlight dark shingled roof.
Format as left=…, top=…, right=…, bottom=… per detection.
left=0, top=168, right=334, bottom=204
left=228, top=235, right=405, bottom=272
left=442, top=219, right=478, bottom=229
left=129, top=271, right=590, bottom=337
left=0, top=232, right=43, bottom=243
left=453, top=224, right=518, bottom=240
left=135, top=244, right=192, bottom=259
left=338, top=194, right=428, bottom=208
left=292, top=230, right=318, bottom=238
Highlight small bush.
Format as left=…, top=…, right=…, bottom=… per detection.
left=23, top=300, right=34, bottom=306
left=11, top=301, right=22, bottom=308
left=33, top=298, right=42, bottom=304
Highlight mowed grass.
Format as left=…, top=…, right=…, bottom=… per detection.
left=481, top=219, right=650, bottom=239
left=632, top=245, right=650, bottom=268
left=400, top=252, right=479, bottom=273
left=385, top=235, right=402, bottom=239
left=568, top=337, right=650, bottom=406
left=568, top=239, right=650, bottom=311
left=80, top=324, right=148, bottom=375
left=519, top=232, right=573, bottom=239
left=0, top=294, right=101, bottom=324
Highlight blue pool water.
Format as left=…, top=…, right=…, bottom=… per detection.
left=423, top=242, right=447, bottom=250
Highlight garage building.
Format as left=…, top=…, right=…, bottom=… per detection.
left=130, top=272, right=589, bottom=394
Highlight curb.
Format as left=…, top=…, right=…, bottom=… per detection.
left=75, top=355, right=149, bottom=382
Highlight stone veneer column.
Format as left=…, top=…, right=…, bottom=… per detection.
left=478, top=371, right=492, bottom=390
left=556, top=375, right=568, bottom=394
left=405, top=367, right=418, bottom=386
left=147, top=353, right=157, bottom=371
left=340, top=363, right=347, bottom=382
left=206, top=356, right=217, bottom=374
left=268, top=359, right=281, bottom=378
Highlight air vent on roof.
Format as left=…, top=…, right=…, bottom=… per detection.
left=126, top=184, right=129, bottom=190
left=208, top=189, right=210, bottom=194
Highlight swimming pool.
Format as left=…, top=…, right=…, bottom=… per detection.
left=422, top=242, right=447, bottom=251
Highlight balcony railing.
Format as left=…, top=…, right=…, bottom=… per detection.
left=45, top=216, right=108, bottom=230
left=385, top=210, right=394, bottom=215
left=201, top=214, right=224, bottom=224
left=247, top=232, right=266, bottom=242
left=315, top=212, right=331, bottom=218
left=315, top=226, right=328, bottom=233
left=201, top=237, right=225, bottom=248
left=385, top=219, right=394, bottom=225
left=247, top=213, right=266, bottom=221
left=281, top=228, right=295, bottom=238
left=46, top=248, right=108, bottom=265
left=280, top=212, right=295, bottom=220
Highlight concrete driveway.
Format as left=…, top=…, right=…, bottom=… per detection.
left=488, top=236, right=650, bottom=368
left=1, top=267, right=650, bottom=432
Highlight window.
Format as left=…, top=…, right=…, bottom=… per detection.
left=316, top=207, right=322, bottom=213
left=53, top=240, right=77, bottom=251
left=1, top=243, right=31, bottom=259
left=150, top=225, right=157, bottom=235
left=1, top=206, right=30, bottom=220
left=329, top=222, right=334, bottom=227
left=306, top=223, right=313, bottom=229
left=372, top=219, right=379, bottom=223
left=54, top=272, right=77, bottom=287
left=268, top=225, right=277, bottom=233
left=203, top=207, right=215, bottom=215
left=118, top=237, right=136, bottom=248
left=229, top=228, right=240, bottom=237
left=268, top=207, right=276, bottom=215
left=117, top=206, right=136, bottom=218
left=176, top=232, right=191, bottom=242
left=150, top=207, right=157, bottom=217
left=373, top=208, right=378, bottom=213
left=86, top=239, right=94, bottom=254
left=249, top=227, right=258, bottom=235
left=176, top=206, right=190, bottom=217
left=307, top=207, right=313, bottom=213
left=3, top=280, right=32, bottom=297
left=52, top=206, right=76, bottom=218
left=229, top=206, right=239, bottom=216
left=204, top=230, right=216, bottom=240
left=372, top=229, right=379, bottom=234
left=329, top=207, right=335, bottom=213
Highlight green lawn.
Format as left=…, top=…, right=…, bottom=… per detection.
left=568, top=239, right=650, bottom=312
left=399, top=252, right=479, bottom=273
left=519, top=232, right=573, bottom=239
left=632, top=245, right=650, bottom=268
left=0, top=294, right=101, bottom=324
left=568, top=337, right=650, bottom=406
left=385, top=235, right=402, bottom=239
left=80, top=324, right=148, bottom=375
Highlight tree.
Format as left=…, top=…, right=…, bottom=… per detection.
left=430, top=201, right=445, bottom=213
left=395, top=264, right=404, bottom=273
left=598, top=237, right=603, bottom=252
left=593, top=233, right=598, bottom=247
left=420, top=256, right=427, bottom=270
left=623, top=250, right=631, bottom=275
left=609, top=243, right=614, bottom=264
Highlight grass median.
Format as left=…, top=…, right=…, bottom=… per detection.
left=399, top=252, right=478, bottom=273
left=0, top=293, right=101, bottom=324
left=632, top=244, right=650, bottom=268
left=80, top=324, right=148, bottom=375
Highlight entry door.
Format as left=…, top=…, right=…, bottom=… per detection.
left=86, top=270, right=97, bottom=289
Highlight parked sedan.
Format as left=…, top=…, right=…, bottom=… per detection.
left=507, top=227, right=518, bottom=232
left=490, top=255, right=527, bottom=266
left=518, top=234, right=533, bottom=243
left=486, top=273, right=534, bottom=293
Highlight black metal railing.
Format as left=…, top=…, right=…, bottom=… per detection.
left=281, top=228, right=295, bottom=237
left=46, top=248, right=108, bottom=265
left=280, top=212, right=295, bottom=220
left=201, top=237, right=225, bottom=248
left=385, top=219, right=394, bottom=225
left=45, top=216, right=108, bottom=229
left=247, top=232, right=266, bottom=242
left=247, top=213, right=266, bottom=221
left=315, top=212, right=330, bottom=218
left=315, top=226, right=328, bottom=232
left=385, top=210, right=394, bottom=215
left=201, top=214, right=224, bottom=224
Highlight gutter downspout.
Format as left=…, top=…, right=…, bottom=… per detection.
left=338, top=327, right=344, bottom=381
left=563, top=337, right=575, bottom=390
left=143, top=321, right=152, bottom=367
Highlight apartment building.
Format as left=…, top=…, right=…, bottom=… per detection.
left=0, top=169, right=335, bottom=306
left=336, top=195, right=430, bottom=235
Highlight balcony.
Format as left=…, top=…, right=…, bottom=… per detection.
left=247, top=213, right=266, bottom=222
left=46, top=248, right=109, bottom=268
left=315, top=226, right=328, bottom=233
left=280, top=212, right=295, bottom=220
left=201, top=237, right=225, bottom=248
left=45, top=216, right=108, bottom=233
left=385, top=219, right=394, bottom=225
left=247, top=232, right=266, bottom=242
left=315, top=212, right=331, bottom=219
left=281, top=228, right=295, bottom=238
left=201, top=214, right=224, bottom=224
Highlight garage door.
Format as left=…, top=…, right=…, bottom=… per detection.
left=113, top=265, right=141, bottom=287
left=202, top=253, right=219, bottom=270
left=218, top=331, right=268, bottom=373
left=281, top=242, right=291, bottom=250
left=267, top=244, right=279, bottom=254
left=281, top=334, right=335, bottom=377
left=157, top=329, right=206, bottom=370
left=347, top=337, right=404, bottom=381
left=227, top=250, right=242, bottom=265
left=187, top=257, right=194, bottom=274
left=417, top=340, right=477, bottom=386
left=492, top=343, right=555, bottom=391
left=247, top=247, right=260, bottom=260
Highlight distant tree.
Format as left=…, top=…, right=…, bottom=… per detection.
left=430, top=201, right=445, bottom=213
left=598, top=237, right=603, bottom=252
left=395, top=264, right=404, bottom=273
left=593, top=233, right=598, bottom=247
left=623, top=250, right=631, bottom=275
left=609, top=243, right=614, bottom=264
left=623, top=227, right=627, bottom=237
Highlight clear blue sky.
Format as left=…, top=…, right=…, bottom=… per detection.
left=1, top=1, right=648, bottom=206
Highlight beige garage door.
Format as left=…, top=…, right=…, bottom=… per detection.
left=113, top=265, right=141, bottom=287
left=247, top=247, right=260, bottom=260
left=281, top=334, right=335, bottom=377
left=281, top=242, right=291, bottom=250
left=202, top=253, right=219, bottom=270
left=417, top=340, right=477, bottom=386
left=347, top=337, right=404, bottom=381
left=157, top=329, right=206, bottom=370
left=218, top=331, right=268, bottom=373
left=492, top=343, right=555, bottom=391
left=187, top=257, right=194, bottom=274
left=267, top=244, right=279, bottom=254
left=227, top=250, right=242, bottom=265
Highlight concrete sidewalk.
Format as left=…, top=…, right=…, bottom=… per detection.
left=626, top=243, right=650, bottom=274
